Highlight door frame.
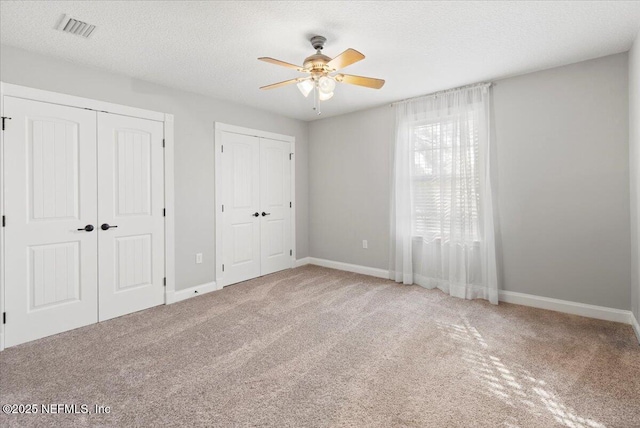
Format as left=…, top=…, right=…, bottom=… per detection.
left=0, top=82, right=175, bottom=351
left=214, top=122, right=296, bottom=286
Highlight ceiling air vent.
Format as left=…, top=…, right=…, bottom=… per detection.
left=56, top=14, right=96, bottom=38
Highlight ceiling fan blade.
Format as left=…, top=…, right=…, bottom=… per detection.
left=335, top=74, right=385, bottom=89
left=258, top=57, right=304, bottom=71
left=326, top=48, right=365, bottom=71
left=260, top=78, right=301, bottom=90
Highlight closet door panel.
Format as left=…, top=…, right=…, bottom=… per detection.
left=97, top=113, right=164, bottom=321
left=3, top=97, right=98, bottom=347
left=218, top=132, right=261, bottom=287
left=259, top=138, right=291, bottom=275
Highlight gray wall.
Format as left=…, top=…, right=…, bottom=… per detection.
left=309, top=53, right=631, bottom=310
left=630, top=33, right=640, bottom=324
left=493, top=53, right=629, bottom=310
left=0, top=44, right=309, bottom=291
left=309, top=106, right=393, bottom=268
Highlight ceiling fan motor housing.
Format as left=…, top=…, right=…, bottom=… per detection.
left=303, top=53, right=332, bottom=73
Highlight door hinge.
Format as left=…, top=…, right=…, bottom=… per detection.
left=222, top=205, right=224, bottom=212
left=289, top=153, right=293, bottom=160
left=222, top=264, right=225, bottom=272
left=2, top=215, right=5, bottom=227
left=1, top=116, right=11, bottom=131
left=290, top=249, right=293, bottom=256
left=2, top=312, right=5, bottom=324
left=163, top=277, right=166, bottom=287
left=221, top=145, right=224, bottom=153
left=162, top=139, right=165, bottom=148
left=163, top=208, right=166, bottom=217
left=289, top=202, right=292, bottom=208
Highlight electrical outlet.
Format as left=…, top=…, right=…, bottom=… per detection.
left=362, top=240, right=368, bottom=249
left=196, top=253, right=203, bottom=264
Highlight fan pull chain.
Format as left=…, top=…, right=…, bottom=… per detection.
left=313, top=84, right=317, bottom=112
left=313, top=81, right=322, bottom=115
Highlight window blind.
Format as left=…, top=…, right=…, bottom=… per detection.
left=410, top=116, right=480, bottom=242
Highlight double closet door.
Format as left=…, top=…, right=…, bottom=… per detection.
left=3, top=97, right=165, bottom=347
left=217, top=130, right=292, bottom=287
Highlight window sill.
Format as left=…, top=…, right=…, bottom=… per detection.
left=411, top=236, right=481, bottom=246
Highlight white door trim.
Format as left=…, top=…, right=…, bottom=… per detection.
left=214, top=122, right=296, bottom=286
left=0, top=82, right=175, bottom=350
left=163, top=115, right=176, bottom=303
left=0, top=82, right=165, bottom=122
left=1, top=85, right=7, bottom=351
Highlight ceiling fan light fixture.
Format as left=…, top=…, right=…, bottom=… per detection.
left=297, top=79, right=314, bottom=97
left=259, top=35, right=385, bottom=112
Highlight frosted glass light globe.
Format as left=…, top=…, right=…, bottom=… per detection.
left=318, top=91, right=334, bottom=101
left=318, top=76, right=336, bottom=94
left=297, top=79, right=314, bottom=97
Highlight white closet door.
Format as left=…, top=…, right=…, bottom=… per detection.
left=97, top=112, right=165, bottom=321
left=218, top=131, right=261, bottom=287
left=259, top=138, right=292, bottom=275
left=3, top=97, right=98, bottom=347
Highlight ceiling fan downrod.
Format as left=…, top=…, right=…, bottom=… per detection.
left=310, top=35, right=327, bottom=52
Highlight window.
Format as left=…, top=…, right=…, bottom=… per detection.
left=410, top=115, right=480, bottom=242
left=391, top=85, right=496, bottom=302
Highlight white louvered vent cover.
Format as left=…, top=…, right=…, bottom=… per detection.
left=56, top=15, right=96, bottom=38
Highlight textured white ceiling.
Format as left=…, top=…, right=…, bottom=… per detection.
left=1, top=1, right=639, bottom=121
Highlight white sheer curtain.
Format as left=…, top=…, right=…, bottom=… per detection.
left=389, top=84, right=498, bottom=304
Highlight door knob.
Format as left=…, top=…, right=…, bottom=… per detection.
left=101, top=223, right=118, bottom=230
left=77, top=224, right=94, bottom=232
left=261, top=212, right=271, bottom=217
left=252, top=212, right=259, bottom=217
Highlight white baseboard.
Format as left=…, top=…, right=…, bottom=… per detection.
left=295, top=257, right=311, bottom=267
left=499, top=290, right=633, bottom=325
left=302, top=257, right=389, bottom=279
left=166, top=281, right=219, bottom=304
left=631, top=313, right=640, bottom=344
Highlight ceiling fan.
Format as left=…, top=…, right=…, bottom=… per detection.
left=259, top=36, right=385, bottom=113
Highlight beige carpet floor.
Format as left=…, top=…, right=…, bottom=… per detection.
left=1, top=265, right=639, bottom=427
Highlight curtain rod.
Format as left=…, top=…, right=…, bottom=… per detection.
left=390, top=82, right=492, bottom=107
